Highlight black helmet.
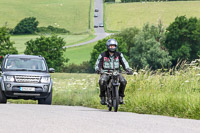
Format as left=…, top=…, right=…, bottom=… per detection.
left=106, top=39, right=118, bottom=52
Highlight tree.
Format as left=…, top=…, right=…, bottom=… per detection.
left=164, top=16, right=200, bottom=65
left=130, top=24, right=171, bottom=70
left=0, top=27, right=18, bottom=63
left=24, top=35, right=67, bottom=72
left=13, top=17, right=39, bottom=34
left=90, top=36, right=128, bottom=68
left=114, top=27, right=140, bottom=57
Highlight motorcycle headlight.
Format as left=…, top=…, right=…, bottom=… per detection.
left=41, top=77, right=50, bottom=83
left=3, top=76, right=15, bottom=82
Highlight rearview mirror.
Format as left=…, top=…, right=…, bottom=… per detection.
left=49, top=68, right=55, bottom=73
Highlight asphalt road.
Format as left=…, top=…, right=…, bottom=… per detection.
left=65, top=0, right=110, bottom=48
left=0, top=104, right=200, bottom=133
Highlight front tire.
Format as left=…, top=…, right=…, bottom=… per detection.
left=108, top=106, right=112, bottom=111
left=0, top=89, right=7, bottom=104
left=38, top=91, right=52, bottom=105
left=113, top=86, right=119, bottom=112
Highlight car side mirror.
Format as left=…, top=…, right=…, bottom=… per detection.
left=49, top=68, right=55, bottom=73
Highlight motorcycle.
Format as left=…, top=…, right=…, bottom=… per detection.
left=101, top=71, right=124, bottom=112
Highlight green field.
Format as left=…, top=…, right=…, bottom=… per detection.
left=64, top=42, right=97, bottom=64
left=105, top=1, right=200, bottom=31
left=0, top=0, right=91, bottom=33
left=12, top=36, right=97, bottom=64
left=11, top=34, right=96, bottom=54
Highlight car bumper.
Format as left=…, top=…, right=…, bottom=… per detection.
left=3, top=82, right=52, bottom=100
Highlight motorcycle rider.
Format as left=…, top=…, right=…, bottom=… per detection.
left=95, top=39, right=133, bottom=105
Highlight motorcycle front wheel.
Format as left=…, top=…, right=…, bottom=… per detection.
left=113, top=86, right=119, bottom=112
left=108, top=106, right=112, bottom=111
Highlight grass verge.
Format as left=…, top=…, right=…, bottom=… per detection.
left=10, top=66, right=200, bottom=119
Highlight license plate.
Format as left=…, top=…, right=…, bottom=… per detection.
left=20, top=87, right=35, bottom=92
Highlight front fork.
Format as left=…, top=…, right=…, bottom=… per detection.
left=106, top=83, right=120, bottom=107
left=106, top=86, right=112, bottom=106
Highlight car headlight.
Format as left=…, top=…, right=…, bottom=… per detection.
left=3, top=76, right=15, bottom=82
left=41, top=77, right=50, bottom=83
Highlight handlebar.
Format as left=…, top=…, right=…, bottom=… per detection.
left=99, top=71, right=129, bottom=75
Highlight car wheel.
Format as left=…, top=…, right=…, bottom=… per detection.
left=0, top=89, right=7, bottom=104
left=38, top=91, right=52, bottom=105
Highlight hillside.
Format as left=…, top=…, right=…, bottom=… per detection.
left=0, top=0, right=91, bottom=33
left=105, top=1, right=200, bottom=31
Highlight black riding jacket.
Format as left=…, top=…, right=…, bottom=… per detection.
left=95, top=51, right=130, bottom=72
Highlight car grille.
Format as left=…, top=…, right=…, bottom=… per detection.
left=15, top=76, right=40, bottom=83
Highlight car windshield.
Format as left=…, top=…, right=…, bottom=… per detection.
left=4, top=58, right=47, bottom=71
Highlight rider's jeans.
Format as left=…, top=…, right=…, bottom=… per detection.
left=99, top=73, right=127, bottom=97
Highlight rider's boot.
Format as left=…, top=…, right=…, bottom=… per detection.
left=100, top=97, right=107, bottom=105
left=119, top=96, right=124, bottom=104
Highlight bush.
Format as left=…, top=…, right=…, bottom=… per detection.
left=130, top=23, right=171, bottom=70
left=105, top=0, right=115, bottom=2
left=121, top=0, right=140, bottom=2
left=61, top=61, right=94, bottom=73
left=24, top=35, right=67, bottom=72
left=0, top=27, right=18, bottom=63
left=37, top=26, right=70, bottom=34
left=13, top=17, right=39, bottom=34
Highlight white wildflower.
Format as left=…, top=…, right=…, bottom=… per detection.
left=185, top=80, right=189, bottom=83
left=133, top=72, right=138, bottom=75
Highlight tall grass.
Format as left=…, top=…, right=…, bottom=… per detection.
left=9, top=63, right=200, bottom=119
left=51, top=63, right=200, bottom=119
left=123, top=68, right=200, bottom=119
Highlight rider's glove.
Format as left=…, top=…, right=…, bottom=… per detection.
left=95, top=68, right=100, bottom=74
left=126, top=68, right=133, bottom=75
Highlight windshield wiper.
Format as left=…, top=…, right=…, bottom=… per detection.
left=14, top=69, right=29, bottom=71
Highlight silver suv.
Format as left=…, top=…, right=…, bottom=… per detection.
left=0, top=55, right=54, bottom=105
